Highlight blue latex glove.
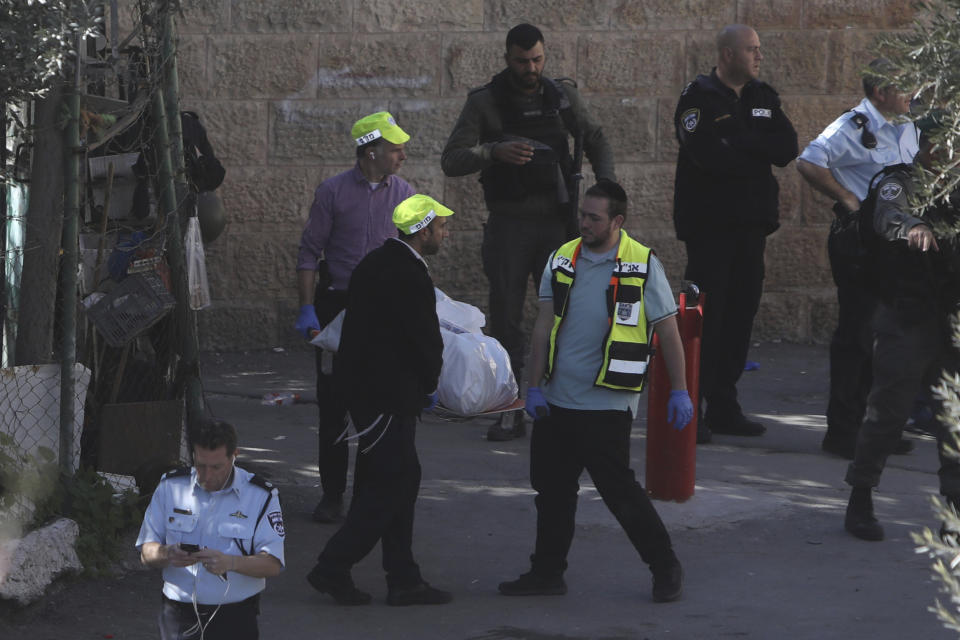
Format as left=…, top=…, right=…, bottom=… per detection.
left=295, top=304, right=321, bottom=339
left=524, top=387, right=550, bottom=420
left=667, top=390, right=694, bottom=430
left=424, top=391, right=439, bottom=412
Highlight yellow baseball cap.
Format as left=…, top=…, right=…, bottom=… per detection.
left=351, top=111, right=410, bottom=146
left=393, top=194, right=454, bottom=234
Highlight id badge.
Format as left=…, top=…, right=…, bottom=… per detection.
left=615, top=301, right=640, bottom=326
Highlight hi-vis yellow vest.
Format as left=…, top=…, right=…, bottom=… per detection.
left=547, top=230, right=652, bottom=392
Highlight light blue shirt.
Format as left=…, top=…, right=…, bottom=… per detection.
left=537, top=239, right=677, bottom=413
left=136, top=465, right=285, bottom=605
left=799, top=97, right=918, bottom=201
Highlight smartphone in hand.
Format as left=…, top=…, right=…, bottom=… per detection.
left=179, top=543, right=201, bottom=554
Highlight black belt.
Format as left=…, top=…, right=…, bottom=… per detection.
left=163, top=592, right=260, bottom=614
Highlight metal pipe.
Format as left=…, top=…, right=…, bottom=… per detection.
left=59, top=43, right=82, bottom=474
left=149, top=38, right=202, bottom=435
left=160, top=0, right=204, bottom=431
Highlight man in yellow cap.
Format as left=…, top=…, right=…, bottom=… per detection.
left=295, top=111, right=414, bottom=524
left=307, top=194, right=454, bottom=607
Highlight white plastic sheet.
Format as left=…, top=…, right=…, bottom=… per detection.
left=434, top=288, right=485, bottom=334
left=437, top=329, right=517, bottom=416
left=309, top=288, right=516, bottom=414
left=311, top=310, right=344, bottom=353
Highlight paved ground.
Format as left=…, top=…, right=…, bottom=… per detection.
left=1, top=340, right=956, bottom=639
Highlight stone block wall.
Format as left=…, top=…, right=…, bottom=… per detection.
left=171, top=0, right=916, bottom=350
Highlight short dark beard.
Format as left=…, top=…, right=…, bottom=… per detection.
left=509, top=68, right=541, bottom=91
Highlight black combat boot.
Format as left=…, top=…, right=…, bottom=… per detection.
left=845, top=487, right=884, bottom=541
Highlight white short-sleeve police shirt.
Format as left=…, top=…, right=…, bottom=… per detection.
left=799, top=97, right=919, bottom=202
left=136, top=465, right=285, bottom=605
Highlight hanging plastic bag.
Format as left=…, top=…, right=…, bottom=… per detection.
left=185, top=216, right=211, bottom=310
left=437, top=329, right=517, bottom=415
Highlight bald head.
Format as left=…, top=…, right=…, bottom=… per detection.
left=715, top=24, right=762, bottom=92
left=716, top=24, right=755, bottom=54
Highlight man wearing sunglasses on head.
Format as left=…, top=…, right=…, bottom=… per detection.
left=797, top=58, right=919, bottom=461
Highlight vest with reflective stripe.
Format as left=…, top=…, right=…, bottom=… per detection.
left=547, top=231, right=652, bottom=392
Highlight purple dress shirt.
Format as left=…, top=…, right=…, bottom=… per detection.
left=297, top=165, right=415, bottom=291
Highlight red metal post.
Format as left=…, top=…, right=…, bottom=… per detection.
left=645, top=288, right=704, bottom=502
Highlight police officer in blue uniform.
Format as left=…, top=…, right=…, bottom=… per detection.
left=797, top=58, right=918, bottom=459
left=136, top=420, right=285, bottom=640
left=673, top=24, right=798, bottom=442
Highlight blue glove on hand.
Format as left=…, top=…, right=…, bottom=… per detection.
left=667, top=390, right=694, bottom=430
left=524, top=387, right=550, bottom=420
left=425, top=391, right=439, bottom=412
left=295, top=304, right=321, bottom=339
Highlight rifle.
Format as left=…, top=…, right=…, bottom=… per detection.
left=563, top=126, right=584, bottom=241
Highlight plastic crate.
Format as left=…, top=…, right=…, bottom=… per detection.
left=86, top=272, right=176, bottom=347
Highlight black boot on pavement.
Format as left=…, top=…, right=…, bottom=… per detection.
left=821, top=434, right=856, bottom=459
left=892, top=437, right=914, bottom=455
left=487, top=410, right=526, bottom=442
left=386, top=582, right=453, bottom=606
left=306, top=566, right=371, bottom=605
left=845, top=487, right=884, bottom=541
left=312, top=494, right=343, bottom=523
left=707, top=413, right=766, bottom=436
left=498, top=570, right=567, bottom=596
left=651, top=559, right=683, bottom=603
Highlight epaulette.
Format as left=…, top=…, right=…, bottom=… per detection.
left=554, top=76, right=577, bottom=88
left=249, top=474, right=278, bottom=494
left=161, top=466, right=190, bottom=480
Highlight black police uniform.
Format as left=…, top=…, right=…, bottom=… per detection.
left=845, top=165, right=960, bottom=496
left=673, top=69, right=798, bottom=430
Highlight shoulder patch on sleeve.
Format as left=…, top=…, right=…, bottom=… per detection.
left=267, top=511, right=285, bottom=537
left=553, top=76, right=577, bottom=88
left=879, top=182, right=903, bottom=201
left=681, top=108, right=700, bottom=133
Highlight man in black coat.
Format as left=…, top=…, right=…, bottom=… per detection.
left=306, top=194, right=454, bottom=607
left=673, top=23, right=798, bottom=442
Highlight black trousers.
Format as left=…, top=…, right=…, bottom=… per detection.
left=529, top=406, right=676, bottom=574
left=313, top=289, right=349, bottom=499
left=159, top=594, right=259, bottom=640
left=826, top=234, right=877, bottom=444
left=482, top=213, right=567, bottom=378
left=683, top=228, right=766, bottom=420
left=846, top=303, right=960, bottom=495
left=316, top=411, right=423, bottom=588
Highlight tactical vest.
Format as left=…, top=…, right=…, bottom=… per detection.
left=479, top=69, right=576, bottom=203
left=547, top=231, right=653, bottom=392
